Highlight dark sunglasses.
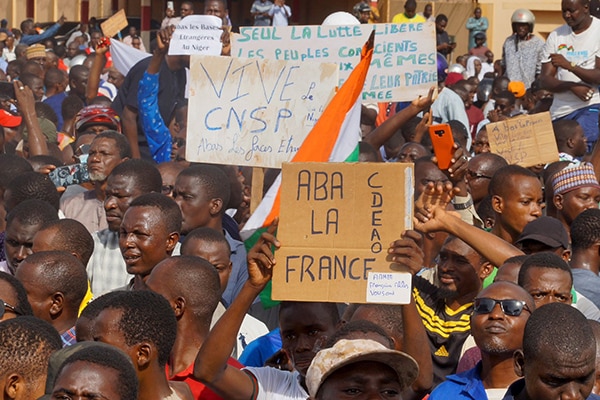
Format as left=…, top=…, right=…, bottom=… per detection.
left=1, top=299, right=21, bottom=318
left=473, top=298, right=531, bottom=317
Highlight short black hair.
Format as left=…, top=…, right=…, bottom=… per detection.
left=5, top=172, right=60, bottom=212
left=553, top=120, right=581, bottom=149
left=151, top=256, right=221, bottom=321
left=44, top=67, right=67, bottom=87
left=28, top=154, right=64, bottom=169
left=351, top=304, right=404, bottom=342
left=56, top=344, right=138, bottom=400
left=108, top=159, right=162, bottom=194
left=22, top=251, right=88, bottom=314
left=571, top=208, right=600, bottom=252
left=435, top=14, right=448, bottom=24
left=495, top=90, right=516, bottom=105
left=523, top=302, right=594, bottom=361
left=61, top=93, right=84, bottom=121
left=0, top=316, right=62, bottom=382
left=279, top=302, right=340, bottom=328
left=518, top=252, right=573, bottom=287
left=98, top=290, right=177, bottom=367
left=0, top=154, right=33, bottom=192
left=129, top=193, right=182, bottom=234
left=93, top=130, right=132, bottom=159
left=0, top=271, right=33, bottom=316
left=76, top=291, right=121, bottom=342
left=6, top=198, right=59, bottom=228
left=178, top=164, right=231, bottom=214
left=35, top=102, right=59, bottom=127
left=326, top=319, right=394, bottom=349
left=38, top=219, right=95, bottom=266
left=181, top=226, right=231, bottom=255
left=489, top=165, right=537, bottom=197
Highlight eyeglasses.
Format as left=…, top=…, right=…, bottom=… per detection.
left=466, top=170, right=492, bottom=180
left=161, top=185, right=174, bottom=195
left=473, top=298, right=531, bottom=317
left=1, top=299, right=21, bottom=318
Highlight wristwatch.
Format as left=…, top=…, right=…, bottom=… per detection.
left=570, top=61, right=577, bottom=70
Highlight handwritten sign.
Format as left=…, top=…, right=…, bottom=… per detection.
left=101, top=9, right=128, bottom=38
left=232, top=23, right=437, bottom=102
left=169, top=15, right=223, bottom=56
left=273, top=162, right=414, bottom=304
left=487, top=112, right=559, bottom=167
left=186, top=55, right=338, bottom=168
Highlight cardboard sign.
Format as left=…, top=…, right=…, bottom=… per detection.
left=273, top=162, right=414, bottom=304
left=186, top=55, right=338, bottom=168
left=487, top=112, right=559, bottom=167
left=168, top=15, right=223, bottom=56
left=232, top=23, right=437, bottom=102
left=101, top=9, right=128, bottom=38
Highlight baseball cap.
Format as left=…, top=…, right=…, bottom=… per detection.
left=0, top=109, right=22, bottom=128
left=306, top=339, right=419, bottom=398
left=508, top=81, right=526, bottom=98
left=516, top=216, right=569, bottom=249
left=552, top=162, right=600, bottom=195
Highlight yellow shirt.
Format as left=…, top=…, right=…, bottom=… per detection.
left=391, top=13, right=426, bottom=24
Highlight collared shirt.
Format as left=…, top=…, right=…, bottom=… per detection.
left=87, top=229, right=134, bottom=296
left=429, top=362, right=487, bottom=400
left=138, top=71, right=172, bottom=163
left=168, top=358, right=243, bottom=399
left=61, top=326, right=77, bottom=347
left=61, top=190, right=108, bottom=234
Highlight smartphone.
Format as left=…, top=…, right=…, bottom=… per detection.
left=429, top=124, right=455, bottom=170
left=49, top=163, right=90, bottom=187
left=0, top=81, right=16, bottom=100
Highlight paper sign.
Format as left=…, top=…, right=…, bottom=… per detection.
left=366, top=272, right=412, bottom=304
left=273, top=162, right=414, bottom=304
left=101, top=9, right=128, bottom=38
left=186, top=55, right=338, bottom=168
left=168, top=15, right=223, bottom=56
left=232, top=23, right=437, bottom=102
left=487, top=112, right=559, bottom=167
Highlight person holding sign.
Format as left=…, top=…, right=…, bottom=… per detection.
left=540, top=0, right=600, bottom=152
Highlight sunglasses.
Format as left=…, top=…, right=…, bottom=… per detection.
left=473, top=298, right=531, bottom=317
left=1, top=299, right=21, bottom=318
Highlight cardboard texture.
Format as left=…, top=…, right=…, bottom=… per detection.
left=487, top=112, right=559, bottom=167
left=232, top=23, right=437, bottom=102
left=273, top=162, right=414, bottom=304
left=186, top=55, right=338, bottom=168
left=101, top=9, right=128, bottom=38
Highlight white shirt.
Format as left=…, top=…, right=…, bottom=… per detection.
left=269, top=4, right=291, bottom=26
left=542, top=16, right=600, bottom=119
left=243, top=367, right=308, bottom=400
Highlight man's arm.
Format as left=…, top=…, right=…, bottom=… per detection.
left=21, top=17, right=65, bottom=45
left=121, top=105, right=141, bottom=158
left=14, top=81, right=49, bottom=156
left=546, top=54, right=600, bottom=86
left=388, top=230, right=433, bottom=396
left=363, top=87, right=435, bottom=150
left=393, top=182, right=523, bottom=267
left=86, top=46, right=108, bottom=104
left=194, top=223, right=280, bottom=400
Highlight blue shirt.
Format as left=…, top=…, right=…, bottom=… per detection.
left=238, top=328, right=282, bottom=367
left=21, top=23, right=62, bottom=45
left=429, top=362, right=486, bottom=400
left=138, top=71, right=172, bottom=163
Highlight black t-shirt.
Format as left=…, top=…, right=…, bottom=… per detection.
left=413, top=276, right=473, bottom=387
left=112, top=57, right=186, bottom=161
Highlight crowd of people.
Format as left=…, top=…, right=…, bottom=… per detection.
left=1, top=0, right=600, bottom=399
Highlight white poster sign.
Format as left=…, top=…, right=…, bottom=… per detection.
left=186, top=55, right=338, bottom=167
left=169, top=15, right=223, bottom=56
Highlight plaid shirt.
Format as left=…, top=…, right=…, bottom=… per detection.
left=87, top=229, right=133, bottom=296
left=61, top=326, right=77, bottom=347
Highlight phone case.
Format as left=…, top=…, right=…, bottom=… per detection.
left=428, top=124, right=455, bottom=170
left=49, top=163, right=90, bottom=187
